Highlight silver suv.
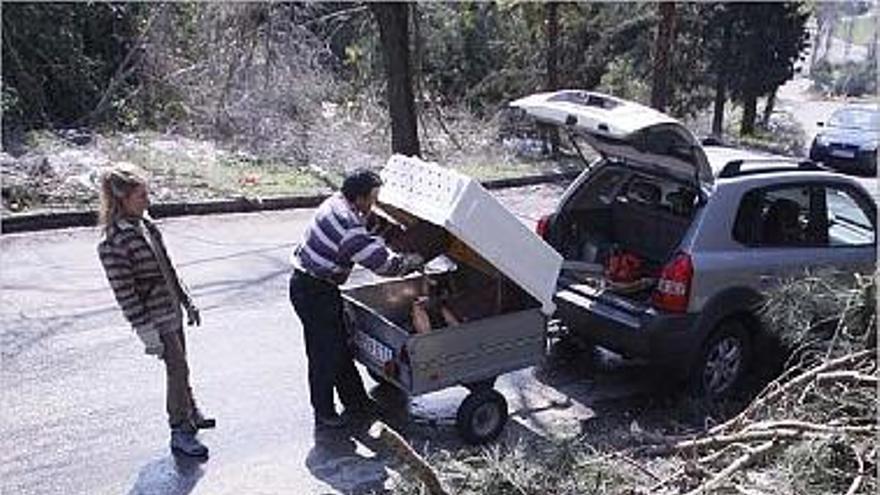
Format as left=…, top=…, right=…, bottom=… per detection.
left=512, top=90, right=877, bottom=397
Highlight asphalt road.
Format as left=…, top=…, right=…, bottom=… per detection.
left=2, top=84, right=875, bottom=495
left=6, top=188, right=659, bottom=495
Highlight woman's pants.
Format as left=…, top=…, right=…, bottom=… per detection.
left=161, top=320, right=197, bottom=431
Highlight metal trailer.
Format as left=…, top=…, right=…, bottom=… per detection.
left=342, top=155, right=562, bottom=445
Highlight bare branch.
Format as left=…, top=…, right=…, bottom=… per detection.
left=844, top=444, right=865, bottom=495
left=368, top=421, right=449, bottom=495
left=682, top=440, right=777, bottom=495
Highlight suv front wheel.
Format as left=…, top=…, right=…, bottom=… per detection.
left=691, top=319, right=752, bottom=398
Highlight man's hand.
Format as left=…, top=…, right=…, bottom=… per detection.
left=186, top=304, right=201, bottom=327
left=400, top=253, right=425, bottom=275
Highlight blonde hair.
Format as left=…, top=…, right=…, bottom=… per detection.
left=98, top=163, right=147, bottom=233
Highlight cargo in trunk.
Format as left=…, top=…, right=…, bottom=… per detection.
left=548, top=163, right=699, bottom=302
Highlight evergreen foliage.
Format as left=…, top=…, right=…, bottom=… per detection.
left=2, top=3, right=143, bottom=130
left=2, top=2, right=814, bottom=142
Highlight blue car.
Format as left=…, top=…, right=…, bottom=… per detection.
left=809, top=106, right=879, bottom=176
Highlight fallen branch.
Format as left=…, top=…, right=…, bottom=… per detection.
left=711, top=350, right=875, bottom=435
left=648, top=466, right=685, bottom=493
left=368, top=421, right=448, bottom=495
left=816, top=370, right=878, bottom=387
left=647, top=429, right=803, bottom=456
left=682, top=440, right=777, bottom=495
left=741, top=419, right=877, bottom=436
left=844, top=444, right=865, bottom=495
left=698, top=442, right=751, bottom=465
left=608, top=451, right=662, bottom=483
left=647, top=443, right=749, bottom=494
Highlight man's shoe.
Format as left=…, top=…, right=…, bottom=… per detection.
left=314, top=412, right=346, bottom=429
left=192, top=409, right=216, bottom=430
left=170, top=430, right=209, bottom=457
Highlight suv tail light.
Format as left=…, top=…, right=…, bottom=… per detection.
left=535, top=214, right=551, bottom=239
left=651, top=252, right=693, bottom=313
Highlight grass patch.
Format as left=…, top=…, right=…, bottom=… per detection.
left=105, top=133, right=331, bottom=200
left=455, top=160, right=552, bottom=181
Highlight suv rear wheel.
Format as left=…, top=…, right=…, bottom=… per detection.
left=691, top=319, right=752, bottom=398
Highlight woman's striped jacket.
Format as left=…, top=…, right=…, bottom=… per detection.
left=98, top=216, right=193, bottom=345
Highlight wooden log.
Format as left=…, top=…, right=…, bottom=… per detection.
left=368, top=421, right=448, bottom=495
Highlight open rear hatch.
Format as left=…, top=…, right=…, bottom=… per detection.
left=510, top=90, right=708, bottom=333
left=510, top=90, right=713, bottom=192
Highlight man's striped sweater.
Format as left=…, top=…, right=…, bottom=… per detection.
left=291, top=192, right=407, bottom=285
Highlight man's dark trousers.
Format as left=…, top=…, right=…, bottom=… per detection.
left=289, top=270, right=370, bottom=416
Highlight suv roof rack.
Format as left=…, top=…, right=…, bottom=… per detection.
left=718, top=158, right=823, bottom=178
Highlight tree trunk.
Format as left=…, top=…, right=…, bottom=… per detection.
left=844, top=18, right=854, bottom=58
left=711, top=20, right=731, bottom=136
left=712, top=75, right=726, bottom=136
left=761, top=88, right=777, bottom=129
left=546, top=2, right=559, bottom=91
left=545, top=1, right=560, bottom=156
left=811, top=18, right=828, bottom=67
left=369, top=2, right=420, bottom=157
left=823, top=16, right=835, bottom=60
left=740, top=93, right=758, bottom=136
left=651, top=2, right=676, bottom=111
left=869, top=7, right=879, bottom=76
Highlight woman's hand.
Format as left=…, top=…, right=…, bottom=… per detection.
left=186, top=304, right=201, bottom=327
left=138, top=328, right=165, bottom=358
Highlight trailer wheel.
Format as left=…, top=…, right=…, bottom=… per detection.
left=456, top=389, right=508, bottom=445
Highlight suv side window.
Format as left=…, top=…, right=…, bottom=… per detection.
left=733, top=185, right=821, bottom=247
left=824, top=186, right=876, bottom=247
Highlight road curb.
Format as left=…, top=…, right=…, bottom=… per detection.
left=1, top=171, right=580, bottom=234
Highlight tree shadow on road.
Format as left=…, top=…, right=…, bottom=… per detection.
left=127, top=454, right=205, bottom=495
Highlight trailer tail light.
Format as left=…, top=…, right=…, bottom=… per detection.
left=535, top=214, right=551, bottom=239
left=651, top=252, right=693, bottom=313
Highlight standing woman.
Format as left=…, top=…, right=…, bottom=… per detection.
left=97, top=163, right=214, bottom=457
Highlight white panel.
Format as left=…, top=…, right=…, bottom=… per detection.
left=379, top=155, right=562, bottom=315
